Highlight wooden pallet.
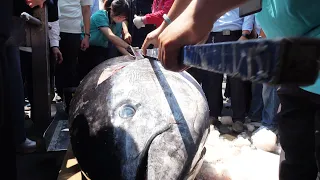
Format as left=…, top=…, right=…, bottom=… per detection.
left=57, top=145, right=87, bottom=180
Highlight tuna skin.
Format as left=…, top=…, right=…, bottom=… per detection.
left=69, top=56, right=210, bottom=180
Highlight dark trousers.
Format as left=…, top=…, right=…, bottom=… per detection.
left=55, top=32, right=81, bottom=96
left=3, top=46, right=27, bottom=144
left=78, top=46, right=109, bottom=81
left=224, top=77, right=231, bottom=98
left=20, top=49, right=55, bottom=117
left=188, top=31, right=251, bottom=122
left=277, top=87, right=320, bottom=180
left=1, top=1, right=16, bottom=177
left=0, top=43, right=17, bottom=179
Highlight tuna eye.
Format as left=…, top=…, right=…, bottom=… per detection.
left=119, top=104, right=136, bottom=118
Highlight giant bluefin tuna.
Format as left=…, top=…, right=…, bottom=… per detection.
left=69, top=55, right=210, bottom=180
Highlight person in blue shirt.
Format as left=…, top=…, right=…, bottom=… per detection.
left=187, top=8, right=255, bottom=134
left=78, top=0, right=132, bottom=80
left=90, top=0, right=100, bottom=15
left=142, top=0, right=320, bottom=179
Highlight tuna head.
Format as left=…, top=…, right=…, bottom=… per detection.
left=69, top=56, right=210, bottom=180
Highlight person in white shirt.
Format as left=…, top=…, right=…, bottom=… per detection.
left=56, top=0, right=92, bottom=112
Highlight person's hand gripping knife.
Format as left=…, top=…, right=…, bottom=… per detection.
left=133, top=15, right=146, bottom=29
left=143, top=0, right=249, bottom=72
left=141, top=0, right=193, bottom=53
left=141, top=0, right=207, bottom=71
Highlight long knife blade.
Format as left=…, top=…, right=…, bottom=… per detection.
left=143, top=38, right=320, bottom=85
left=130, top=46, right=145, bottom=60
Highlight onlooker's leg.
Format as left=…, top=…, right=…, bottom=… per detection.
left=55, top=33, right=81, bottom=113
left=6, top=46, right=27, bottom=145
left=230, top=77, right=248, bottom=132
left=224, top=77, right=231, bottom=99
left=5, top=45, right=36, bottom=153
left=247, top=83, right=263, bottom=122
left=203, top=72, right=224, bottom=119
left=20, top=50, right=33, bottom=115
left=278, top=88, right=319, bottom=180
left=55, top=32, right=81, bottom=96
left=0, top=36, right=17, bottom=178
left=262, top=84, right=279, bottom=129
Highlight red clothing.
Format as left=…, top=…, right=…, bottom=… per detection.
left=144, top=0, right=174, bottom=28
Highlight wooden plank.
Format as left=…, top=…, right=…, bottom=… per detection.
left=57, top=145, right=87, bottom=180
left=31, top=6, right=51, bottom=136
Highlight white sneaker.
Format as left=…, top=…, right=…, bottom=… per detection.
left=251, top=126, right=277, bottom=152
left=17, top=138, right=37, bottom=153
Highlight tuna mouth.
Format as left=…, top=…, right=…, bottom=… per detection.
left=135, top=124, right=172, bottom=180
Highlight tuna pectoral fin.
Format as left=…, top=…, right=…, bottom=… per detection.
left=185, top=147, right=206, bottom=180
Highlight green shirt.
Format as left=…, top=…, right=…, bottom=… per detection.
left=256, top=0, right=320, bottom=95
left=81, top=10, right=123, bottom=48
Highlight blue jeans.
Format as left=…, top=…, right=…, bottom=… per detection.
left=248, top=83, right=263, bottom=121
left=261, top=84, right=280, bottom=128
left=5, top=46, right=27, bottom=145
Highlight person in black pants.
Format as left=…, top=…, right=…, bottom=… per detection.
left=0, top=1, right=16, bottom=177
left=0, top=0, right=44, bottom=176
left=20, top=0, right=62, bottom=119
left=56, top=0, right=92, bottom=112
left=277, top=86, right=320, bottom=180
left=188, top=8, right=255, bottom=134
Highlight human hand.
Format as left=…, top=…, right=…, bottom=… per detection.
left=133, top=15, right=145, bottom=29
left=157, top=16, right=209, bottom=72
left=141, top=26, right=165, bottom=55
left=238, top=35, right=248, bottom=41
left=123, top=33, right=132, bottom=44
left=81, top=36, right=90, bottom=51
left=52, top=47, right=63, bottom=64
left=157, top=0, right=215, bottom=72
left=26, top=0, right=46, bottom=8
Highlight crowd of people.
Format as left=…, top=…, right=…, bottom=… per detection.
left=1, top=0, right=319, bottom=179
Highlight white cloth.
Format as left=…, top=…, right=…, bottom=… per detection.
left=212, top=8, right=254, bottom=33
left=58, top=0, right=93, bottom=34
left=48, top=20, right=60, bottom=47
left=99, top=0, right=104, bottom=10
left=133, top=15, right=145, bottom=29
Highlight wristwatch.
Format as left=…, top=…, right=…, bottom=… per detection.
left=84, top=33, right=91, bottom=38
left=241, top=33, right=250, bottom=39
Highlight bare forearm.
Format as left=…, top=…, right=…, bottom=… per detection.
left=260, top=29, right=266, bottom=38
left=122, top=21, right=129, bottom=35
left=158, top=0, right=192, bottom=31
left=116, top=46, right=130, bottom=55
left=82, top=6, right=91, bottom=34
left=168, top=0, right=192, bottom=20
left=108, top=34, right=129, bottom=49
left=122, top=21, right=129, bottom=33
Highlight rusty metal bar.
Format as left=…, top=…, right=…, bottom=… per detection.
left=20, top=12, right=42, bottom=26
left=31, top=6, right=51, bottom=136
